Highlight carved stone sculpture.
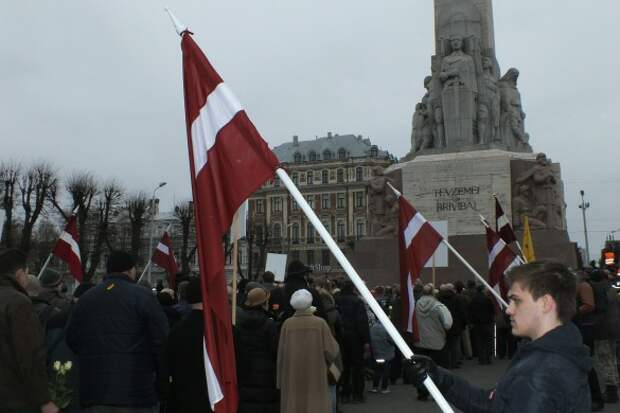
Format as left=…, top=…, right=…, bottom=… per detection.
left=512, top=184, right=546, bottom=230
left=477, top=57, right=500, bottom=144
left=368, top=167, right=397, bottom=237
left=499, top=68, right=530, bottom=150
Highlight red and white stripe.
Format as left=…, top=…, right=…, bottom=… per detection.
left=495, top=196, right=517, bottom=245
left=52, top=215, right=83, bottom=282
left=181, top=32, right=279, bottom=413
left=152, top=231, right=179, bottom=289
left=399, top=197, right=443, bottom=336
left=486, top=226, right=521, bottom=306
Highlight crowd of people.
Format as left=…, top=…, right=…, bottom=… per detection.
left=1, top=246, right=620, bottom=413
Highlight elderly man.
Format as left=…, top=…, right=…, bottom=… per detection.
left=410, top=261, right=591, bottom=412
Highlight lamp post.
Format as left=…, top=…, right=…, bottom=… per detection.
left=147, top=182, right=167, bottom=283
left=579, top=190, right=591, bottom=265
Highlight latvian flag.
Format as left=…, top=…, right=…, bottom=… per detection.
left=152, top=231, right=179, bottom=290
left=398, top=196, right=443, bottom=339
left=52, top=215, right=83, bottom=282
left=494, top=195, right=517, bottom=245
left=180, top=31, right=280, bottom=413
left=486, top=226, right=522, bottom=307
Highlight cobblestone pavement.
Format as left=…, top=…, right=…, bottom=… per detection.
left=340, top=357, right=611, bottom=412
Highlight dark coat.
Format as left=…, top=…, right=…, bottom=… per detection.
left=234, top=307, right=280, bottom=413
left=437, top=322, right=591, bottom=412
left=437, top=290, right=467, bottom=336
left=0, top=274, right=50, bottom=410
left=469, top=291, right=496, bottom=326
left=66, top=273, right=169, bottom=408
left=272, top=280, right=326, bottom=322
left=335, top=292, right=370, bottom=344
left=160, top=310, right=212, bottom=413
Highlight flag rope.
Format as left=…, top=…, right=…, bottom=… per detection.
left=277, top=168, right=455, bottom=413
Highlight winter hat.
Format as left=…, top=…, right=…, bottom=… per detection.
left=290, top=288, right=313, bottom=311
left=186, top=277, right=203, bottom=304
left=106, top=251, right=136, bottom=274
left=39, top=269, right=63, bottom=288
left=245, top=288, right=269, bottom=307
left=286, top=260, right=312, bottom=281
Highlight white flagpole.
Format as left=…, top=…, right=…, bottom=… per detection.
left=139, top=223, right=173, bottom=285
left=277, top=168, right=454, bottom=413
left=231, top=239, right=239, bottom=325
left=36, top=254, right=53, bottom=279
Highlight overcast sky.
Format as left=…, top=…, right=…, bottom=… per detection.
left=2, top=0, right=619, bottom=258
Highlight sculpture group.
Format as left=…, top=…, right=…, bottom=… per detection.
left=409, top=0, right=532, bottom=156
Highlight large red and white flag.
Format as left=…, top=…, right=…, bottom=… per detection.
left=494, top=196, right=517, bottom=245
left=180, top=32, right=280, bottom=413
left=52, top=215, right=83, bottom=282
left=152, top=231, right=179, bottom=290
left=486, top=226, right=521, bottom=307
left=398, top=196, right=443, bottom=339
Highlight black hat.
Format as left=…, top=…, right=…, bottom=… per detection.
left=106, top=251, right=136, bottom=274
left=186, top=277, right=203, bottom=304
left=40, top=269, right=63, bottom=288
left=286, top=260, right=312, bottom=280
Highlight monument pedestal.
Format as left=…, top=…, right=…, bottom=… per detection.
left=345, top=237, right=399, bottom=287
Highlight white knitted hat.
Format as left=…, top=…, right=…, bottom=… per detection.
left=290, top=289, right=313, bottom=311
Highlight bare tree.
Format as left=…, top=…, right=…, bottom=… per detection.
left=18, top=162, right=57, bottom=253
left=174, top=200, right=194, bottom=274
left=126, top=192, right=149, bottom=262
left=86, top=180, right=123, bottom=280
left=31, top=219, right=60, bottom=273
left=0, top=161, right=21, bottom=248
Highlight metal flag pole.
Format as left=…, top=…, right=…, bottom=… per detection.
left=276, top=168, right=454, bottom=413
left=37, top=206, right=81, bottom=279
left=138, top=223, right=172, bottom=285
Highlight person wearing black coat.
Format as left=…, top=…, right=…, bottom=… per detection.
left=234, top=288, right=279, bottom=413
left=159, top=278, right=212, bottom=413
left=437, top=284, right=467, bottom=369
left=468, top=285, right=496, bottom=365
left=66, top=251, right=169, bottom=411
left=335, top=280, right=370, bottom=403
left=270, top=260, right=325, bottom=322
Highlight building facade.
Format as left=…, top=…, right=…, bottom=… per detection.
left=248, top=132, right=395, bottom=278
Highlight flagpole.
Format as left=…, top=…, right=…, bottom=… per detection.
left=276, top=168, right=454, bottom=413
left=138, top=261, right=151, bottom=284
left=36, top=254, right=53, bottom=279
left=140, top=223, right=173, bottom=286
left=492, top=194, right=525, bottom=260
left=231, top=239, right=239, bottom=325
left=432, top=253, right=436, bottom=286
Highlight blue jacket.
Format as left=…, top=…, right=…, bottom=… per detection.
left=66, top=273, right=169, bottom=407
left=437, top=322, right=591, bottom=412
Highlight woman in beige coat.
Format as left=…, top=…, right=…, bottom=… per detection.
left=277, top=289, right=340, bottom=413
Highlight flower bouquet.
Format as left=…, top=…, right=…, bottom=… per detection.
left=49, top=361, right=73, bottom=410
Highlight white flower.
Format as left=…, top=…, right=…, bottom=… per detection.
left=64, top=361, right=72, bottom=371
left=53, top=361, right=61, bottom=371
left=59, top=366, right=66, bottom=375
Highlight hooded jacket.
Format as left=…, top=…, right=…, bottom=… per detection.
left=437, top=322, right=591, bottom=412
left=414, top=295, right=453, bottom=350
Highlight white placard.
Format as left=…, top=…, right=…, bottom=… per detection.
left=0, top=209, right=5, bottom=240
left=265, top=253, right=288, bottom=282
left=424, top=220, right=448, bottom=268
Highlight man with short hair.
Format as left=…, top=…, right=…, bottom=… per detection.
left=0, top=249, right=59, bottom=413
left=67, top=250, right=169, bottom=412
left=410, top=261, right=592, bottom=412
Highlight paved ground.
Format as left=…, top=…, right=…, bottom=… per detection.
left=340, top=358, right=613, bottom=412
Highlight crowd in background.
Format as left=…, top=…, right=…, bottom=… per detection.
left=2, top=246, right=620, bottom=413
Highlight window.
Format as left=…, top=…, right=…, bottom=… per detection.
left=292, top=223, right=299, bottom=243
left=356, top=220, right=365, bottom=239
left=307, top=223, right=315, bottom=243
left=309, top=151, right=317, bottom=162
left=321, top=194, right=330, bottom=209
left=291, top=198, right=299, bottom=210
left=274, top=177, right=280, bottom=187
left=356, top=167, right=363, bottom=182
left=322, top=250, right=331, bottom=266
left=355, top=191, right=365, bottom=208
left=337, top=169, right=344, bottom=183
left=255, top=226, right=263, bottom=243
left=306, top=250, right=315, bottom=265
left=306, top=195, right=314, bottom=209
left=322, top=220, right=330, bottom=237
left=337, top=193, right=345, bottom=209
left=370, top=145, right=378, bottom=158
left=337, top=221, right=346, bottom=241
left=322, top=170, right=328, bottom=184
left=273, top=223, right=281, bottom=241
left=307, top=171, right=313, bottom=185
left=256, top=199, right=264, bottom=214
left=271, top=197, right=282, bottom=213
left=292, top=173, right=298, bottom=185
left=291, top=250, right=300, bottom=261
left=323, top=150, right=332, bottom=161
left=338, top=148, right=347, bottom=160
left=294, top=152, right=302, bottom=163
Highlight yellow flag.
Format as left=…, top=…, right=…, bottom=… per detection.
left=522, top=216, right=536, bottom=262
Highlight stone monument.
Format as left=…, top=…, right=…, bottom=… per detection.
left=391, top=0, right=577, bottom=284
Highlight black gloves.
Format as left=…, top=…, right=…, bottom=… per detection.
left=405, top=355, right=440, bottom=387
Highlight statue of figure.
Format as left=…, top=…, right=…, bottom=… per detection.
left=516, top=153, right=562, bottom=229
left=477, top=57, right=500, bottom=143
left=499, top=68, right=529, bottom=148
left=368, top=167, right=397, bottom=237
left=411, top=102, right=433, bottom=152
left=439, top=36, right=478, bottom=93
left=512, top=184, right=546, bottom=230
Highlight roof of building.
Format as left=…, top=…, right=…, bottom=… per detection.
left=272, top=133, right=392, bottom=163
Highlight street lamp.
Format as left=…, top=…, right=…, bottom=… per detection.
left=578, top=190, right=591, bottom=264
left=147, top=182, right=167, bottom=282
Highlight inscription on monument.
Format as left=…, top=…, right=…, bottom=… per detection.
left=434, top=186, right=480, bottom=212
